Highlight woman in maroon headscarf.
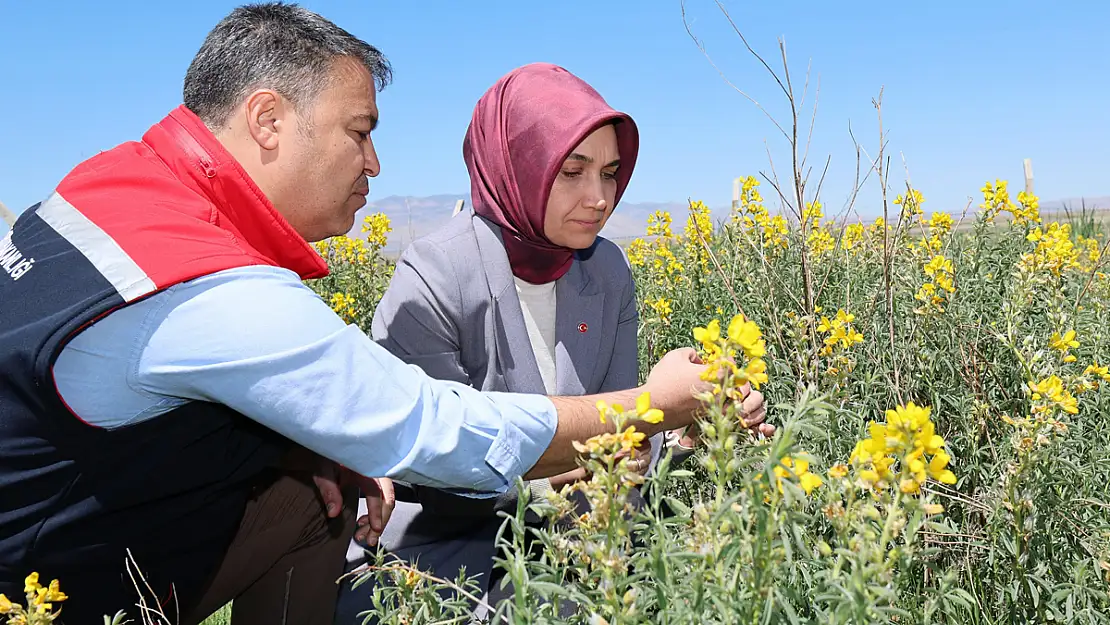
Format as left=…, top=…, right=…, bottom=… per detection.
left=334, top=62, right=660, bottom=621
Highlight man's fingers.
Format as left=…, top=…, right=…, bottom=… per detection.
left=354, top=515, right=378, bottom=547
left=758, top=423, right=777, bottom=437
left=365, top=489, right=383, bottom=533
left=312, top=473, right=343, bottom=519
left=378, top=478, right=396, bottom=529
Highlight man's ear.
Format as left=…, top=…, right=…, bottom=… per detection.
left=242, top=89, right=283, bottom=151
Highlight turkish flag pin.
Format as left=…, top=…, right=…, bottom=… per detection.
left=578, top=323, right=588, bottom=333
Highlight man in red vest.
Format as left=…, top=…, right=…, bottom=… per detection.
left=0, top=3, right=767, bottom=624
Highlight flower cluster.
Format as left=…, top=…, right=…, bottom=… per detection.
left=683, top=200, right=714, bottom=277
left=914, top=254, right=956, bottom=315
left=0, top=573, right=67, bottom=624
left=773, top=455, right=824, bottom=496
left=1021, top=223, right=1081, bottom=277
left=732, top=176, right=789, bottom=251
left=1075, top=234, right=1103, bottom=273
left=841, top=223, right=865, bottom=253
left=981, top=180, right=1040, bottom=226
left=627, top=211, right=686, bottom=326
left=1048, top=329, right=1080, bottom=364
left=816, top=309, right=864, bottom=357
left=330, top=292, right=359, bottom=324
left=360, top=213, right=393, bottom=252
left=693, top=314, right=768, bottom=390
left=894, top=188, right=925, bottom=220
left=849, top=403, right=956, bottom=494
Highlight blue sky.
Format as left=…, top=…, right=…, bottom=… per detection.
left=1, top=0, right=1107, bottom=225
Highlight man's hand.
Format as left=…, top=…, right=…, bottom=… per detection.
left=312, top=459, right=396, bottom=547
left=311, top=458, right=347, bottom=519
left=353, top=476, right=395, bottom=547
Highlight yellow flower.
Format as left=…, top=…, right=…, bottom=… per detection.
left=1029, top=375, right=1079, bottom=415
left=24, top=573, right=39, bottom=594
left=359, top=212, right=393, bottom=252
left=927, top=212, right=954, bottom=235
left=802, top=201, right=824, bottom=227
left=828, top=464, right=849, bottom=479
left=619, top=425, right=647, bottom=452
left=849, top=403, right=955, bottom=494
left=329, top=292, right=359, bottom=324
left=1085, top=363, right=1110, bottom=382
left=648, top=297, right=673, bottom=323
left=44, top=580, right=66, bottom=603
left=743, top=358, right=769, bottom=389
left=635, top=392, right=665, bottom=424
left=625, top=238, right=648, bottom=267
left=927, top=450, right=957, bottom=484
left=842, top=223, right=865, bottom=252
left=1049, top=330, right=1080, bottom=352
left=924, top=255, right=954, bottom=277
left=646, top=210, right=675, bottom=239
left=727, top=314, right=766, bottom=359
left=894, top=188, right=925, bottom=218
left=1021, top=222, right=1080, bottom=276
left=0, top=594, right=13, bottom=614
left=923, top=503, right=945, bottom=515
left=693, top=319, right=721, bottom=348
left=596, top=400, right=610, bottom=424
left=773, top=455, right=823, bottom=495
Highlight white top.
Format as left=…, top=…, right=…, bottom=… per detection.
left=513, top=276, right=558, bottom=394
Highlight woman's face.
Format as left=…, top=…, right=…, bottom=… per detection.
left=543, top=124, right=621, bottom=249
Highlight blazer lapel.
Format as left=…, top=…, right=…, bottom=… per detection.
left=471, top=214, right=547, bottom=395
left=555, top=258, right=604, bottom=396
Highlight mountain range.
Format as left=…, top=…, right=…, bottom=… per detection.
left=353, top=193, right=1110, bottom=255
left=353, top=194, right=693, bottom=254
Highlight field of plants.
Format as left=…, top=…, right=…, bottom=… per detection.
left=6, top=180, right=1109, bottom=625
left=295, top=174, right=1110, bottom=625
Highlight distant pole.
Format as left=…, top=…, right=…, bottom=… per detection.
left=453, top=199, right=465, bottom=216
left=1023, top=158, right=1034, bottom=195
left=732, top=177, right=741, bottom=211
left=0, top=200, right=15, bottom=228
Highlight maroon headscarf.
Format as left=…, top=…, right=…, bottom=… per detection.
left=463, top=62, right=640, bottom=284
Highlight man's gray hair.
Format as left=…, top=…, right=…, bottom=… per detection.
left=183, top=2, right=392, bottom=128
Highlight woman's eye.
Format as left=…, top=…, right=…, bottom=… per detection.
left=561, top=170, right=582, bottom=178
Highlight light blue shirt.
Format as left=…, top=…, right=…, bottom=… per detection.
left=52, top=265, right=558, bottom=497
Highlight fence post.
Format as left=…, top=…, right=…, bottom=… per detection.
left=732, top=177, right=741, bottom=211
left=453, top=199, right=465, bottom=216
left=1023, top=158, right=1034, bottom=195
left=0, top=200, right=15, bottom=229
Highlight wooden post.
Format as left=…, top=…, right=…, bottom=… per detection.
left=1023, top=158, right=1034, bottom=195
left=453, top=199, right=465, bottom=216
left=732, top=177, right=741, bottom=211
left=0, top=200, right=16, bottom=229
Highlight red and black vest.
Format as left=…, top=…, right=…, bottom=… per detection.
left=0, top=105, right=329, bottom=623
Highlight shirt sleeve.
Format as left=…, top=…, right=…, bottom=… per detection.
left=132, top=265, right=558, bottom=497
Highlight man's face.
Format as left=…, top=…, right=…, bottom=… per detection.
left=280, top=58, right=381, bottom=242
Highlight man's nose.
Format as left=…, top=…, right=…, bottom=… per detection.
left=363, top=138, right=381, bottom=178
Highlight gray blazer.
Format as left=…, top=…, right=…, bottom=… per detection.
left=348, top=210, right=660, bottom=551
left=337, top=211, right=662, bottom=620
